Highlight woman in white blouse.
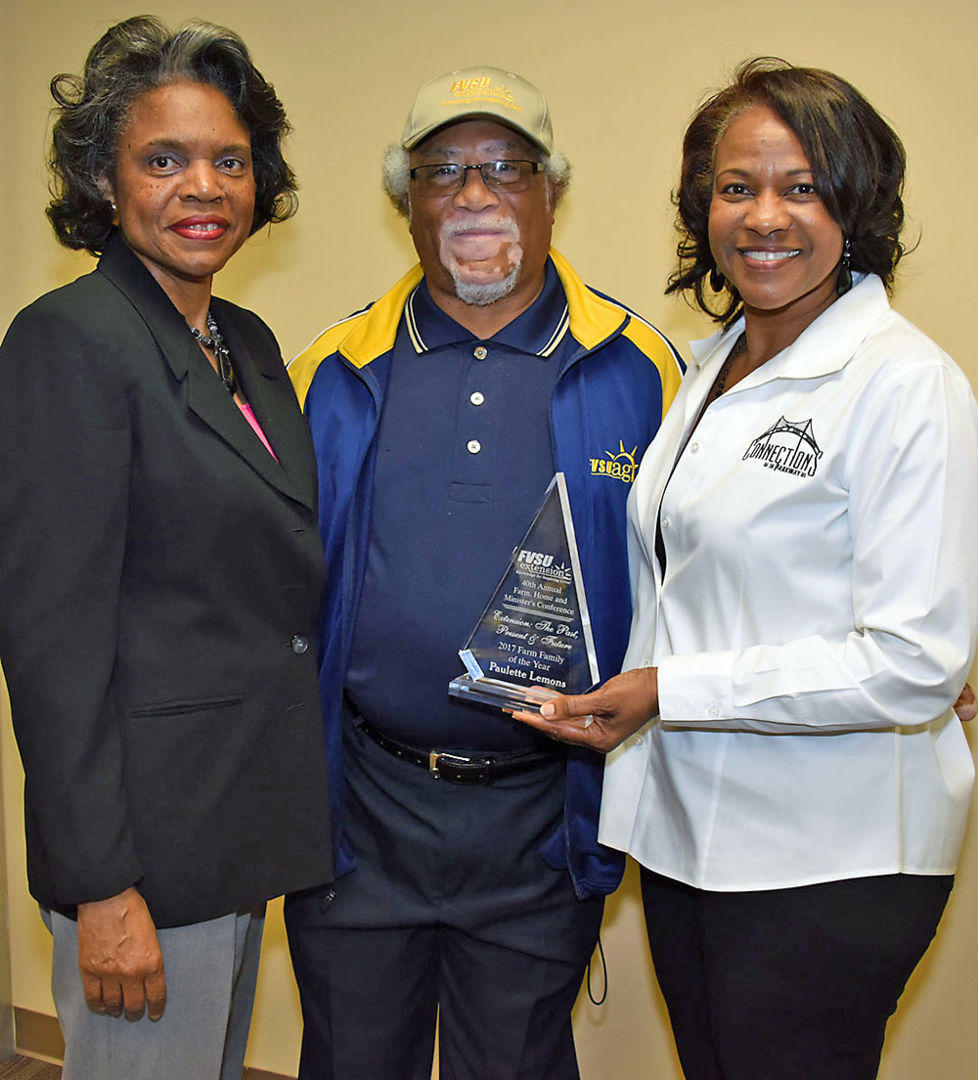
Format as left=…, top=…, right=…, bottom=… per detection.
left=516, top=58, right=978, bottom=1078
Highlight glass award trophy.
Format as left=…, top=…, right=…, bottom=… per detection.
left=448, top=473, right=600, bottom=711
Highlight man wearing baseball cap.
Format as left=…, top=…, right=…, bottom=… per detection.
left=286, top=66, right=683, bottom=1078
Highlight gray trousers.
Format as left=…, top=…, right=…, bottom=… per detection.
left=46, top=905, right=264, bottom=1080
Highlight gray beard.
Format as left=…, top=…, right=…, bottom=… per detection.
left=453, top=263, right=522, bottom=307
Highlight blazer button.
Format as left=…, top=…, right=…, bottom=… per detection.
left=291, top=634, right=309, bottom=655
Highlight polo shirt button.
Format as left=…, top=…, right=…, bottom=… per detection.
left=690, top=442, right=700, bottom=454
left=708, top=704, right=720, bottom=717
left=291, top=634, right=309, bottom=655
left=470, top=391, right=485, bottom=406
left=662, top=516, right=671, bottom=529
left=473, top=345, right=488, bottom=360
left=466, top=439, right=482, bottom=454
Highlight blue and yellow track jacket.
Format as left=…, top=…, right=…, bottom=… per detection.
left=289, top=250, right=683, bottom=898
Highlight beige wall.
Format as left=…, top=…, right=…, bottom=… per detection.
left=2, top=0, right=977, bottom=1076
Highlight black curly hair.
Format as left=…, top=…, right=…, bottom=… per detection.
left=47, top=15, right=298, bottom=254
left=666, top=57, right=907, bottom=324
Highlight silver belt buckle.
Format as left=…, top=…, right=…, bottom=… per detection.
left=428, top=750, right=472, bottom=778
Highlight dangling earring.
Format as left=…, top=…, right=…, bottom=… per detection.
left=837, top=237, right=852, bottom=296
left=709, top=266, right=725, bottom=293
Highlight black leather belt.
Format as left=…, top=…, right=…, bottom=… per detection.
left=358, top=720, right=557, bottom=784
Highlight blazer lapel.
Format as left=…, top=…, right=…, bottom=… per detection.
left=218, top=309, right=316, bottom=511
left=98, top=233, right=314, bottom=511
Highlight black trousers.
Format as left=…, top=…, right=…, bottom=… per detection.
left=285, top=720, right=604, bottom=1080
left=640, top=868, right=953, bottom=1080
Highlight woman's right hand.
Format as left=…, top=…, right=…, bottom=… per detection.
left=76, top=886, right=166, bottom=1021
left=510, top=667, right=660, bottom=754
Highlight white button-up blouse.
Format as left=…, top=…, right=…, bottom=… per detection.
left=599, top=274, right=978, bottom=890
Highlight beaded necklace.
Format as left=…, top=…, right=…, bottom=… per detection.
left=709, top=331, right=747, bottom=404
left=188, top=312, right=236, bottom=395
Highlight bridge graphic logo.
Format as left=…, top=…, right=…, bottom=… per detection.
left=742, top=417, right=822, bottom=478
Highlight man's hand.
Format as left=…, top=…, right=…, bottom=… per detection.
left=954, top=682, right=976, bottom=722
left=76, top=886, right=166, bottom=1021
left=510, top=667, right=659, bottom=754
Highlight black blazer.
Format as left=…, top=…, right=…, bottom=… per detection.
left=0, top=234, right=332, bottom=927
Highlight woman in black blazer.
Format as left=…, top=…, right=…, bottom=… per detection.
left=0, top=18, right=331, bottom=1079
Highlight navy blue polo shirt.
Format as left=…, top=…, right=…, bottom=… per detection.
left=345, top=260, right=574, bottom=751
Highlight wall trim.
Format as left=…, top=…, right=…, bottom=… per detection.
left=13, top=1007, right=294, bottom=1079
left=12, top=1010, right=60, bottom=1065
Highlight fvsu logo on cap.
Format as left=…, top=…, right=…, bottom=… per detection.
left=444, top=78, right=522, bottom=112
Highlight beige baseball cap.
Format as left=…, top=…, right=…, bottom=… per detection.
left=401, top=66, right=553, bottom=154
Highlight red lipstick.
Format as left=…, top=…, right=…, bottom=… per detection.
left=170, top=216, right=230, bottom=240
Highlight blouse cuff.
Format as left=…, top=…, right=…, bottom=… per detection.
left=657, top=650, right=738, bottom=723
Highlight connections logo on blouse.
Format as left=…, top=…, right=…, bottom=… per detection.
left=589, top=441, right=638, bottom=483
left=743, top=417, right=822, bottom=477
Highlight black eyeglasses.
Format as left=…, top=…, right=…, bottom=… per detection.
left=409, top=160, right=542, bottom=197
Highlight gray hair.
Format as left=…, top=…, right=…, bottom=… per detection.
left=381, top=144, right=571, bottom=217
